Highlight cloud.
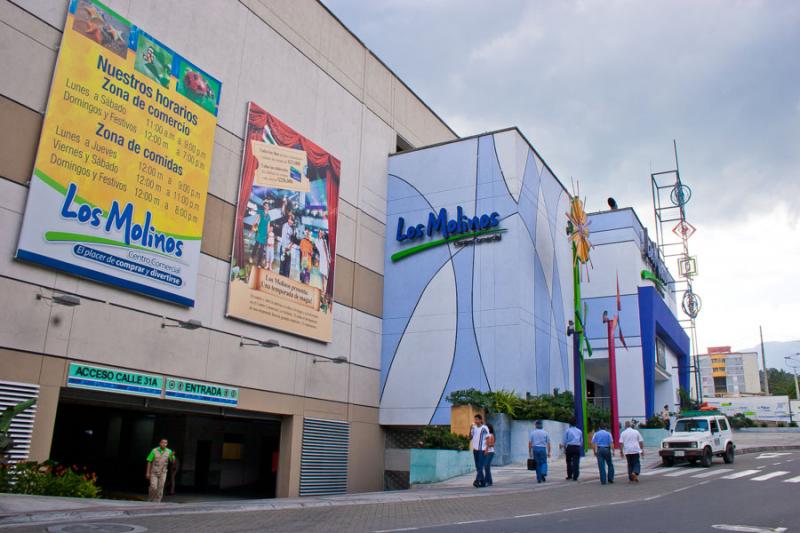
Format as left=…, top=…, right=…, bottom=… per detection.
left=323, top=0, right=800, bottom=349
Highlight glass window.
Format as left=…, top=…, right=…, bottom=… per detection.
left=719, top=419, right=729, bottom=431
left=711, top=420, right=719, bottom=433
left=675, top=419, right=709, bottom=432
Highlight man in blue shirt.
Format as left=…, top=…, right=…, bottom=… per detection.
left=591, top=423, right=615, bottom=485
left=528, top=420, right=551, bottom=483
left=562, top=418, right=583, bottom=481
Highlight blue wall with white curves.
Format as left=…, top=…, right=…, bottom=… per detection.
left=380, top=131, right=574, bottom=426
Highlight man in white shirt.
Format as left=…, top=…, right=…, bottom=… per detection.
left=469, top=414, right=489, bottom=487
left=619, top=420, right=645, bottom=482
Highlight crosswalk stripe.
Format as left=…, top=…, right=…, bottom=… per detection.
left=691, top=469, right=733, bottom=478
left=640, top=469, right=673, bottom=476
left=750, top=471, right=789, bottom=481
left=664, top=468, right=698, bottom=477
left=783, top=475, right=800, bottom=483
left=721, top=469, right=761, bottom=479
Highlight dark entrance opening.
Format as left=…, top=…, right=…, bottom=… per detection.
left=50, top=388, right=281, bottom=500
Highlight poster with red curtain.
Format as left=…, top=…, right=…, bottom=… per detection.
left=226, top=102, right=340, bottom=342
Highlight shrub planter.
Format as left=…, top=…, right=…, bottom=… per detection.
left=638, top=428, right=669, bottom=448
left=487, top=413, right=512, bottom=466
left=409, top=448, right=475, bottom=484
left=450, top=405, right=485, bottom=437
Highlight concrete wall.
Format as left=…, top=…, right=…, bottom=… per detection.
left=0, top=0, right=457, bottom=496
left=510, top=420, right=568, bottom=464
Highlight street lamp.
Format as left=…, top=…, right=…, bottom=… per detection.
left=785, top=353, right=800, bottom=424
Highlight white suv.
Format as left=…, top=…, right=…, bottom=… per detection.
left=659, top=414, right=735, bottom=467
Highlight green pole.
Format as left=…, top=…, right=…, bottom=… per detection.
left=572, top=242, right=589, bottom=451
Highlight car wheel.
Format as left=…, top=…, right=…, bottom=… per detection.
left=723, top=443, right=735, bottom=464
left=700, top=446, right=713, bottom=468
left=662, top=457, right=675, bottom=467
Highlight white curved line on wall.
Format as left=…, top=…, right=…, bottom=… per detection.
left=379, top=259, right=457, bottom=426
left=493, top=131, right=526, bottom=203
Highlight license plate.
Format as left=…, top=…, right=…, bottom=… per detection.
left=675, top=450, right=685, bottom=457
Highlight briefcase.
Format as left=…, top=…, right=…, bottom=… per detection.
left=527, top=457, right=537, bottom=471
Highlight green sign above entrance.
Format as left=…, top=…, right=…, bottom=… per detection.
left=165, top=378, right=239, bottom=407
left=67, top=363, right=163, bottom=398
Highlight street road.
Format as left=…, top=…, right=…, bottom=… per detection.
left=8, top=451, right=799, bottom=533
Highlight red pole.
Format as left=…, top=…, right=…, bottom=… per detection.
left=607, top=318, right=620, bottom=444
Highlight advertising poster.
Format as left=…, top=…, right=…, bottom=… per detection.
left=227, top=103, right=340, bottom=342
left=15, top=0, right=221, bottom=306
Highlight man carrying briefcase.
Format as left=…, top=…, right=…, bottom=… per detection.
left=527, top=420, right=551, bottom=483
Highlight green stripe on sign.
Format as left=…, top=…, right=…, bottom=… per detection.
left=46, top=231, right=180, bottom=260
left=391, top=228, right=506, bottom=262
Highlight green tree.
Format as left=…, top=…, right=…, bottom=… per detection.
left=766, top=369, right=798, bottom=399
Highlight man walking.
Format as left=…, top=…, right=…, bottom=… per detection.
left=662, top=404, right=671, bottom=431
left=146, top=438, right=175, bottom=502
left=469, top=414, right=489, bottom=487
left=619, top=421, right=645, bottom=482
left=562, top=418, right=583, bottom=481
left=528, top=420, right=551, bottom=483
left=591, top=423, right=615, bottom=485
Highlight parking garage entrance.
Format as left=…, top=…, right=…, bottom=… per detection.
left=50, top=387, right=282, bottom=500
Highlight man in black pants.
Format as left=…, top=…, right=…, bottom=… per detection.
left=562, top=418, right=583, bottom=481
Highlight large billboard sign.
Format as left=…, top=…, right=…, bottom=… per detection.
left=15, top=0, right=221, bottom=306
left=226, top=103, right=340, bottom=343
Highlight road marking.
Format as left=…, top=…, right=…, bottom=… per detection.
left=454, top=520, right=487, bottom=525
left=513, top=513, right=542, bottom=518
left=664, top=468, right=699, bottom=477
left=721, top=469, right=761, bottom=479
left=783, top=475, right=800, bottom=483
left=712, top=525, right=787, bottom=532
left=756, top=453, right=791, bottom=460
left=640, top=468, right=673, bottom=476
left=373, top=528, right=418, bottom=532
left=750, top=471, right=789, bottom=481
left=691, top=468, right=733, bottom=478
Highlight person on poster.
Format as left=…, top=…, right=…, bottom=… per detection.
left=250, top=198, right=271, bottom=268
left=279, top=212, right=299, bottom=277
left=299, top=230, right=314, bottom=284
left=145, top=438, right=175, bottom=502
left=266, top=225, right=276, bottom=271
left=314, top=230, right=329, bottom=294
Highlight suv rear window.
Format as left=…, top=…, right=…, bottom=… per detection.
left=718, top=418, right=729, bottom=431
left=675, top=419, right=709, bottom=432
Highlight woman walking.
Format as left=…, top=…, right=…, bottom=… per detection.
left=483, top=423, right=496, bottom=487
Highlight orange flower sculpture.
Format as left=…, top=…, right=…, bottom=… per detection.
left=567, top=195, right=592, bottom=278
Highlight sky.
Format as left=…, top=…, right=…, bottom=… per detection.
left=324, top=0, right=800, bottom=361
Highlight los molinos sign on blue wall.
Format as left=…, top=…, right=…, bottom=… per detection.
left=392, top=206, right=505, bottom=262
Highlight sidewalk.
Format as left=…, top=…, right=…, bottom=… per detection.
left=1, top=435, right=797, bottom=528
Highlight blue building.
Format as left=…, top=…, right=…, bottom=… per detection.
left=379, top=129, right=574, bottom=425
left=582, top=208, right=691, bottom=420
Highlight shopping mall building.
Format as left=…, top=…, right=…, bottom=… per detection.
left=0, top=0, right=689, bottom=498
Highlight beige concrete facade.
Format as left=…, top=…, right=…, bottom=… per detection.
left=0, top=0, right=456, bottom=497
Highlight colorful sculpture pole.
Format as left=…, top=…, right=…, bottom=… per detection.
left=602, top=273, right=627, bottom=444
left=566, top=193, right=592, bottom=450
left=603, top=312, right=620, bottom=444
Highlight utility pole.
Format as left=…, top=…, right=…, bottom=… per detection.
left=760, top=326, right=769, bottom=394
